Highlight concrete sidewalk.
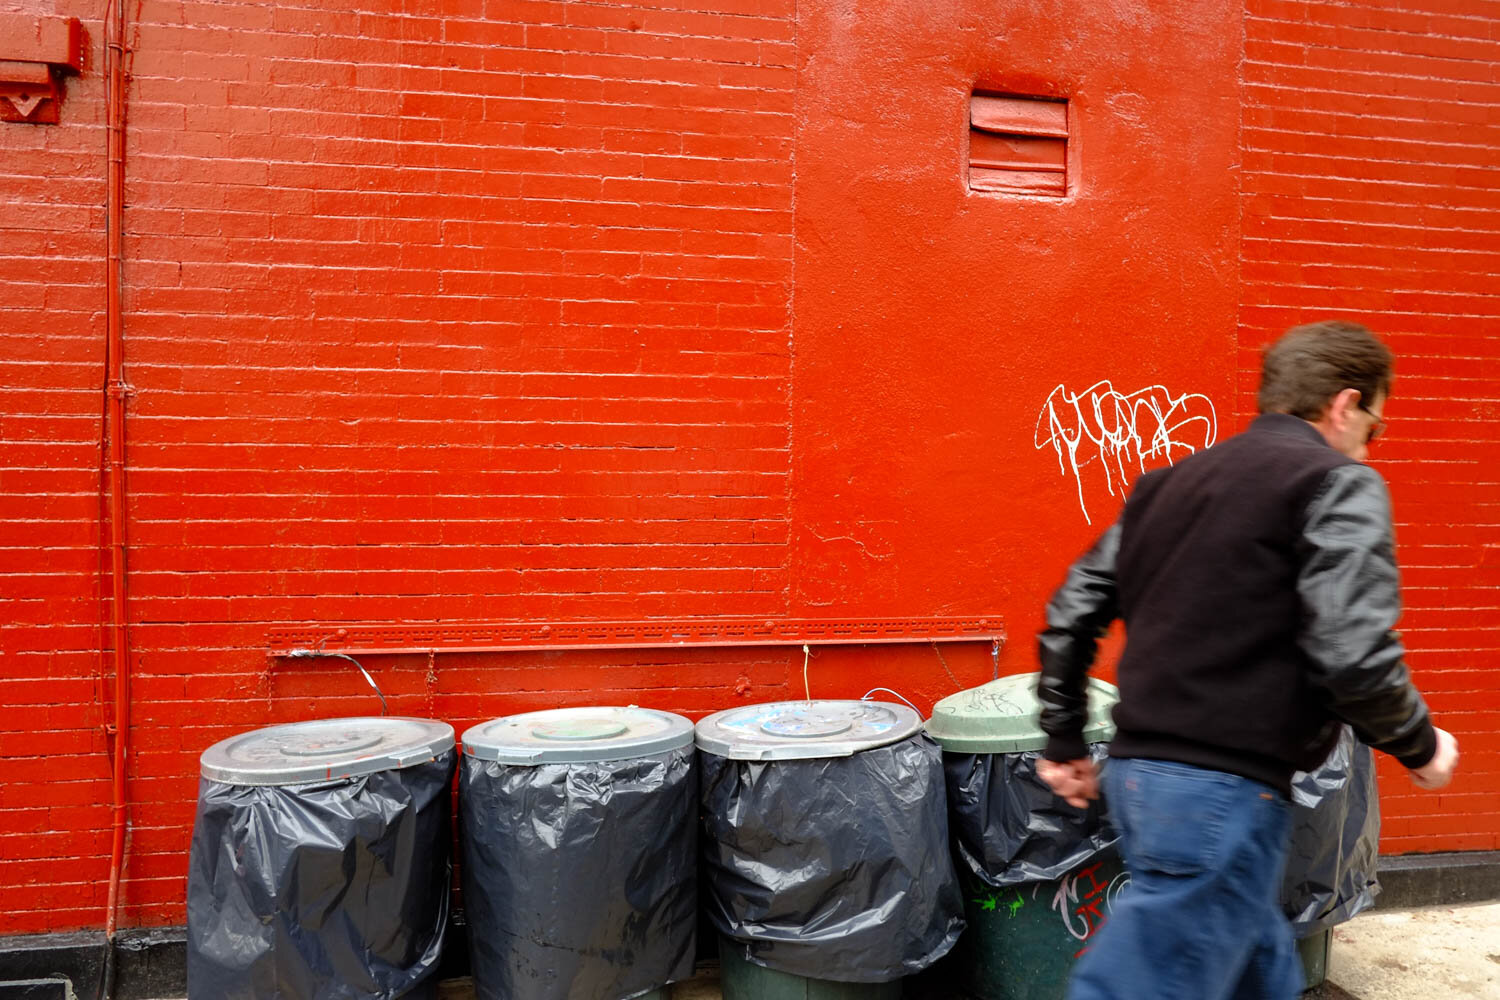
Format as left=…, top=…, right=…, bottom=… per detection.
left=434, top=902, right=1500, bottom=1000
left=1309, top=901, right=1500, bottom=999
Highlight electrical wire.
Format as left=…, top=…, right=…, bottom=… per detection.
left=285, top=649, right=389, bottom=716
left=861, top=687, right=921, bottom=714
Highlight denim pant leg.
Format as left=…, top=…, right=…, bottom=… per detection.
left=1066, top=758, right=1302, bottom=1000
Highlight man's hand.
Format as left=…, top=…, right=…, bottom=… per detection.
left=1038, top=756, right=1101, bottom=808
left=1411, top=727, right=1459, bottom=790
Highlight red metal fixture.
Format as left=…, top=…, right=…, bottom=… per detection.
left=0, top=13, right=84, bottom=124
left=268, top=616, right=1005, bottom=658
left=102, top=0, right=131, bottom=961
left=968, top=92, right=1069, bottom=196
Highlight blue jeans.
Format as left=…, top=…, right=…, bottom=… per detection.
left=1067, top=758, right=1303, bottom=1000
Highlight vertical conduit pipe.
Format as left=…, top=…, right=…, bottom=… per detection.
left=101, top=0, right=131, bottom=990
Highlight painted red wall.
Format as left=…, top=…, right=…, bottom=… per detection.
left=1, top=0, right=112, bottom=932
left=0, top=0, right=1495, bottom=936
left=1239, top=0, right=1500, bottom=852
left=788, top=0, right=1240, bottom=641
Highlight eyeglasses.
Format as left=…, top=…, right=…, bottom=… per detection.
left=1358, top=403, right=1387, bottom=444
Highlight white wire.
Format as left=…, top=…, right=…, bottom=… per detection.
left=286, top=649, right=389, bottom=716
left=861, top=687, right=921, bottom=714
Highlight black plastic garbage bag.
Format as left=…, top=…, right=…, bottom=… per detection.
left=943, top=743, right=1116, bottom=888
left=699, top=733, right=965, bottom=983
left=186, top=752, right=456, bottom=1000
left=1281, top=726, right=1381, bottom=938
left=460, top=745, right=697, bottom=1000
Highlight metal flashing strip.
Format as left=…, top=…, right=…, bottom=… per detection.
left=267, top=616, right=1004, bottom=657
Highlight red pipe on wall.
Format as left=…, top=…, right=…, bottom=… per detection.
left=102, top=0, right=131, bottom=956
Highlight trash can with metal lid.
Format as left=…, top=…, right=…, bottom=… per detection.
left=187, top=716, right=457, bottom=1000
left=460, top=706, right=698, bottom=1000
left=923, top=674, right=1123, bottom=1000
left=1282, top=724, right=1381, bottom=990
left=696, top=699, right=965, bottom=999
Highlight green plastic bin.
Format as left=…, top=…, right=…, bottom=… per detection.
left=1298, top=929, right=1331, bottom=990
left=720, top=946, right=902, bottom=1000
left=698, top=700, right=962, bottom=1000
left=926, top=674, right=1123, bottom=1000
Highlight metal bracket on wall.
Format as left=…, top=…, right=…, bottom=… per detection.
left=267, top=616, right=1005, bottom=657
left=0, top=13, right=83, bottom=124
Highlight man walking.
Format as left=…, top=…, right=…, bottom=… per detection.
left=1036, top=321, right=1459, bottom=1000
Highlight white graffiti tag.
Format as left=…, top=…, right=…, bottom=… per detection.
left=1033, top=862, right=1132, bottom=944
left=1035, top=381, right=1217, bottom=524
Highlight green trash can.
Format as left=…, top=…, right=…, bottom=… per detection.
left=718, top=945, right=902, bottom=1000
left=459, top=707, right=697, bottom=1000
left=697, top=700, right=965, bottom=1000
left=925, top=674, right=1123, bottom=1000
left=1297, top=930, right=1331, bottom=991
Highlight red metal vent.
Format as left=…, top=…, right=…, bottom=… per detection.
left=969, top=93, right=1068, bottom=197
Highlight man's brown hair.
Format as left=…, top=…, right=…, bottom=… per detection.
left=1257, top=321, right=1394, bottom=419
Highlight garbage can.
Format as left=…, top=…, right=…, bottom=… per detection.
left=1281, top=725, right=1381, bottom=990
left=924, top=674, right=1123, bottom=1000
left=460, top=706, right=698, bottom=1000
left=187, top=716, right=456, bottom=1000
left=697, top=699, right=965, bottom=999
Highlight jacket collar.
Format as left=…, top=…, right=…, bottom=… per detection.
left=1248, top=412, right=1330, bottom=447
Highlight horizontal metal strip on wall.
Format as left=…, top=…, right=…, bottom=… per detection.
left=268, top=616, right=1004, bottom=656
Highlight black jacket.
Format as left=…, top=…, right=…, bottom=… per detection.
left=1037, top=413, right=1437, bottom=796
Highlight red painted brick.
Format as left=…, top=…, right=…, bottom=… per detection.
left=3, top=0, right=1497, bottom=941
left=1242, top=0, right=1500, bottom=856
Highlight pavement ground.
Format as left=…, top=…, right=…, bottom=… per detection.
left=434, top=901, right=1500, bottom=1000
left=1309, top=901, right=1500, bottom=999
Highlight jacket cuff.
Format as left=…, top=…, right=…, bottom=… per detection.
left=1043, top=733, right=1088, bottom=763
left=1395, top=724, right=1439, bottom=771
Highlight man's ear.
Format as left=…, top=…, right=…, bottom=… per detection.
left=1327, top=387, right=1362, bottom=430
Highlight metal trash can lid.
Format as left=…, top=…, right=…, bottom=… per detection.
left=695, top=699, right=924, bottom=761
left=462, top=706, right=695, bottom=765
left=199, top=717, right=456, bottom=786
left=925, top=672, right=1119, bottom=753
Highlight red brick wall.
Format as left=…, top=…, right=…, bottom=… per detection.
left=0, top=0, right=1496, bottom=937
left=4, top=0, right=809, bottom=934
left=0, top=0, right=110, bottom=932
left=1240, top=0, right=1500, bottom=853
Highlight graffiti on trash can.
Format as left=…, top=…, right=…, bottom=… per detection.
left=1034, top=381, right=1217, bottom=525
left=974, top=888, right=1026, bottom=918
left=1034, top=862, right=1132, bottom=955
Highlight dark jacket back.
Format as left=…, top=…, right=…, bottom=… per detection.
left=1037, top=412, right=1436, bottom=796
left=1108, top=416, right=1351, bottom=788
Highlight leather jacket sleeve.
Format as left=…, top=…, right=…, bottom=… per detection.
left=1037, top=521, right=1121, bottom=763
left=1296, top=463, right=1437, bottom=769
